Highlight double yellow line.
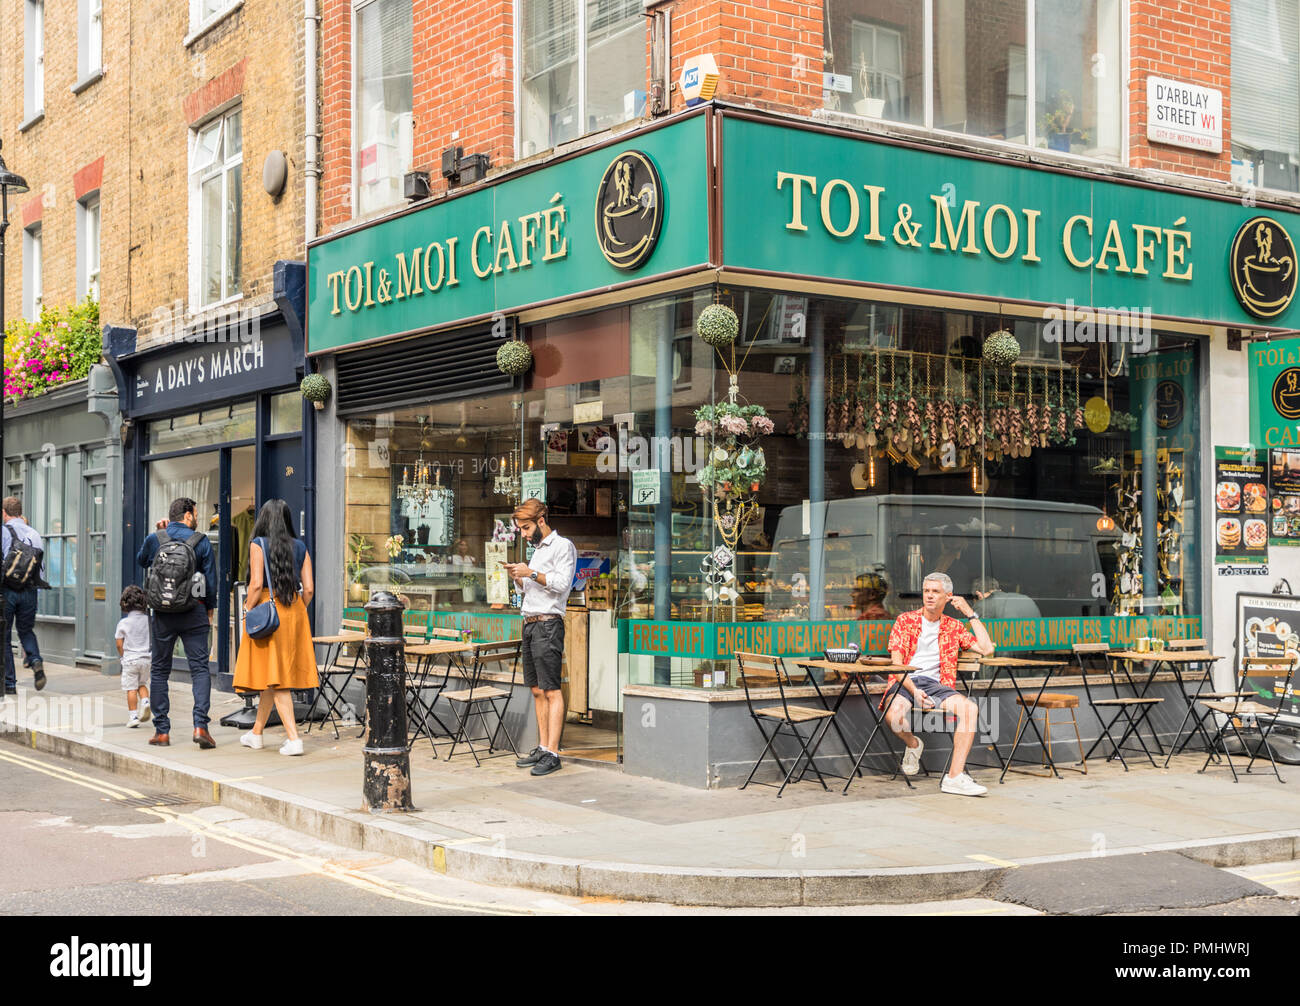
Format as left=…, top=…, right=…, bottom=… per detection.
left=0, top=747, right=548, bottom=916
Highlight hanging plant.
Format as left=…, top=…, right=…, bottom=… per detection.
left=496, top=340, right=533, bottom=375
left=983, top=328, right=1021, bottom=368
left=300, top=373, right=332, bottom=409
left=696, top=303, right=740, bottom=347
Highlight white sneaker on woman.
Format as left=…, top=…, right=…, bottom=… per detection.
left=279, top=738, right=304, bottom=756
left=940, top=772, right=988, bottom=797
left=240, top=731, right=264, bottom=750
left=901, top=738, right=924, bottom=776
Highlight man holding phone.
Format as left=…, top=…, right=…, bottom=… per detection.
left=503, top=498, right=576, bottom=777
left=882, top=572, right=995, bottom=796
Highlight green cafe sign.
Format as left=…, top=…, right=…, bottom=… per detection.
left=721, top=116, right=1299, bottom=329
left=1250, top=340, right=1300, bottom=448
left=621, top=615, right=1203, bottom=659
left=306, top=115, right=709, bottom=353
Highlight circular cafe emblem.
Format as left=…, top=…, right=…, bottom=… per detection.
left=1273, top=367, right=1300, bottom=421
left=1154, top=380, right=1184, bottom=429
left=1230, top=216, right=1298, bottom=319
left=594, top=150, right=662, bottom=271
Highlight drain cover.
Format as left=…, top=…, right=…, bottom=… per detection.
left=115, top=793, right=197, bottom=808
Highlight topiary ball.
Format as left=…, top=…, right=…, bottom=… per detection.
left=300, top=373, right=332, bottom=403
left=983, top=329, right=1021, bottom=368
left=696, top=303, right=740, bottom=348
left=496, top=340, right=533, bottom=375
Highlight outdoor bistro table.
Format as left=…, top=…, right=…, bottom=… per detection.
left=305, top=632, right=367, bottom=737
left=404, top=640, right=473, bottom=751
left=793, top=658, right=917, bottom=792
left=973, top=657, right=1069, bottom=783
left=1105, top=649, right=1223, bottom=760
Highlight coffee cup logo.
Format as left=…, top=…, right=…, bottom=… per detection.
left=1273, top=366, right=1300, bottom=421
left=595, top=151, right=663, bottom=271
left=1155, top=379, right=1184, bottom=429
left=1230, top=216, right=1297, bottom=319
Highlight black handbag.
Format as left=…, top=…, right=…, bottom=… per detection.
left=245, top=537, right=280, bottom=639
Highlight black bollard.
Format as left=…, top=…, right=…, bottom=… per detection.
left=362, top=591, right=413, bottom=812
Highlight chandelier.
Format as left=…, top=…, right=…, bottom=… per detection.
left=493, top=445, right=521, bottom=502
left=398, top=417, right=443, bottom=509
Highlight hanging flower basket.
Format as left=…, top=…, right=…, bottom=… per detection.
left=696, top=303, right=740, bottom=348
left=496, top=340, right=533, bottom=376
left=300, top=373, right=332, bottom=410
left=983, top=329, right=1021, bottom=368
left=694, top=402, right=771, bottom=497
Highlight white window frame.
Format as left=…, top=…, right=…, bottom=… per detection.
left=187, top=0, right=241, bottom=41
left=23, top=223, right=43, bottom=321
left=78, top=0, right=103, bottom=82
left=351, top=0, right=414, bottom=219
left=25, top=0, right=44, bottom=121
left=77, top=194, right=101, bottom=302
left=827, top=0, right=1126, bottom=166
left=514, top=0, right=644, bottom=160
left=188, top=105, right=243, bottom=311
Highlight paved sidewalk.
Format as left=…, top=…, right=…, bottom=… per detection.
left=4, top=664, right=1299, bottom=907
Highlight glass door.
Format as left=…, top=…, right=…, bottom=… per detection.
left=82, top=475, right=108, bottom=657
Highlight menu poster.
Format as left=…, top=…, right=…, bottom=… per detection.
left=1215, top=446, right=1269, bottom=565
left=1269, top=449, right=1300, bottom=546
left=1233, top=592, right=1300, bottom=715
left=484, top=541, right=509, bottom=604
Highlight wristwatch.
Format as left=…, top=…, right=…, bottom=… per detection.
left=967, top=614, right=980, bottom=621
left=529, top=571, right=539, bottom=581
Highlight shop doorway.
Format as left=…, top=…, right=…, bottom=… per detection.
left=81, top=475, right=108, bottom=658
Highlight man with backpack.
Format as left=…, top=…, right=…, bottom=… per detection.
left=1, top=497, right=49, bottom=694
left=137, top=497, right=219, bottom=748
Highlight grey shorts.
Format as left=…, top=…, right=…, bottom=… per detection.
left=121, top=660, right=150, bottom=691
left=884, top=677, right=961, bottom=710
left=522, top=618, right=564, bottom=692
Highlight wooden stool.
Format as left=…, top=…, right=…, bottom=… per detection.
left=1012, top=692, right=1087, bottom=776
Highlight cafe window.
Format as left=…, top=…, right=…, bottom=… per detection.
left=33, top=453, right=81, bottom=618
left=1232, top=0, right=1300, bottom=193
left=824, top=0, right=1122, bottom=162
left=355, top=0, right=413, bottom=217
left=518, top=0, right=645, bottom=158
left=190, top=106, right=243, bottom=308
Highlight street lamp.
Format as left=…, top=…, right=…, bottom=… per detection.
left=0, top=140, right=31, bottom=343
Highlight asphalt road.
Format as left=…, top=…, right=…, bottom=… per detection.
left=1, top=745, right=1297, bottom=919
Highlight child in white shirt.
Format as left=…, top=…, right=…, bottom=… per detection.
left=115, top=585, right=152, bottom=728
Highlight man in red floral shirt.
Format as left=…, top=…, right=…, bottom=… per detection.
left=885, top=572, right=995, bottom=796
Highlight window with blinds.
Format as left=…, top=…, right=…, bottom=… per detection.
left=519, top=0, right=644, bottom=158
left=356, top=0, right=414, bottom=216
left=1232, top=0, right=1300, bottom=192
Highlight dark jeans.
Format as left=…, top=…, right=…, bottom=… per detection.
left=2, top=587, right=41, bottom=690
left=150, top=606, right=213, bottom=734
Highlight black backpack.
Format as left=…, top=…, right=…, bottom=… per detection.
left=2, top=522, right=47, bottom=590
left=145, top=528, right=204, bottom=612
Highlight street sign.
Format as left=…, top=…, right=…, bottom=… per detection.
left=521, top=469, right=546, bottom=502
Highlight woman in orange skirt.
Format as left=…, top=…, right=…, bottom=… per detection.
left=234, top=498, right=319, bottom=756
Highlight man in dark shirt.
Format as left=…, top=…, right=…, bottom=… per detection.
left=136, top=497, right=219, bottom=748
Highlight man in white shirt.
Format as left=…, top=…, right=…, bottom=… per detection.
left=503, top=498, right=577, bottom=777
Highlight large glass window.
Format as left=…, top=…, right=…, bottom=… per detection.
left=824, top=0, right=1121, bottom=161
left=34, top=453, right=81, bottom=617
left=78, top=0, right=102, bottom=80
left=146, top=403, right=256, bottom=454
left=519, top=0, right=644, bottom=158
left=355, top=0, right=413, bottom=217
left=190, top=107, right=242, bottom=308
left=1233, top=0, right=1300, bottom=193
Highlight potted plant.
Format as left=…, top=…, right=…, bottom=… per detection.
left=346, top=533, right=372, bottom=603
left=853, top=52, right=886, bottom=118
left=459, top=572, right=477, bottom=603
left=1041, top=90, right=1076, bottom=152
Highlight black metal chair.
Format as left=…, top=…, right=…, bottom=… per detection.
left=442, top=639, right=522, bottom=765
left=404, top=627, right=466, bottom=753
left=306, top=619, right=369, bottom=739
left=736, top=651, right=839, bottom=797
left=1199, top=655, right=1297, bottom=783
left=1075, top=642, right=1163, bottom=770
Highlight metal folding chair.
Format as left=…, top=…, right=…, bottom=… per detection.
left=405, top=628, right=464, bottom=753
left=1076, top=643, right=1163, bottom=770
left=1168, top=637, right=1207, bottom=650
left=443, top=639, right=522, bottom=765
left=306, top=623, right=368, bottom=739
left=1199, top=656, right=1297, bottom=783
left=736, top=652, right=839, bottom=797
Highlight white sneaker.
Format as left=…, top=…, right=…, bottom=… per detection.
left=901, top=738, right=924, bottom=776
left=138, top=698, right=151, bottom=723
left=240, top=731, right=265, bottom=750
left=127, top=712, right=141, bottom=729
left=279, top=738, right=304, bottom=756
left=941, top=772, right=988, bottom=797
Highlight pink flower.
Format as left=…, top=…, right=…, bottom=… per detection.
left=750, top=416, right=775, bottom=435
left=720, top=415, right=749, bottom=435
left=694, top=420, right=714, bottom=436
